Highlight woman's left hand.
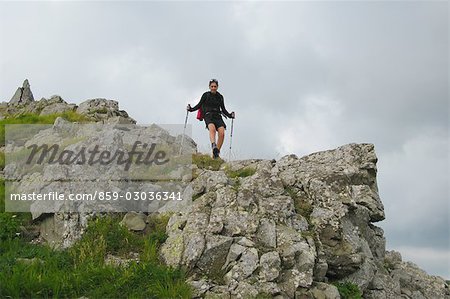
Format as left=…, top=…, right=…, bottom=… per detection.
left=231, top=112, right=235, bottom=119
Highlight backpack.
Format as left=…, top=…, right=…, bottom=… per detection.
left=196, top=107, right=204, bottom=121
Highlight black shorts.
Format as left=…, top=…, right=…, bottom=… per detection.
left=204, top=112, right=226, bottom=130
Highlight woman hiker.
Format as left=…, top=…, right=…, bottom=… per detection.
left=187, top=79, right=235, bottom=159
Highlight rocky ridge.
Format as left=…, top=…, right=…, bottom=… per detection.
left=1, top=79, right=136, bottom=124
left=1, top=80, right=448, bottom=299
left=159, top=144, right=449, bottom=299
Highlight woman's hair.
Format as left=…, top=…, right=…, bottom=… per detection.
left=209, top=79, right=219, bottom=86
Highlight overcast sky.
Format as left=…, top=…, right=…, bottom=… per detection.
left=0, top=1, right=448, bottom=278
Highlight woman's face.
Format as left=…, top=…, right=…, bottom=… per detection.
left=209, top=83, right=218, bottom=93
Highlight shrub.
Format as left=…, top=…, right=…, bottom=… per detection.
left=333, top=282, right=362, bottom=299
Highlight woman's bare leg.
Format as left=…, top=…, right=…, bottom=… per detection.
left=208, top=123, right=217, bottom=144
left=217, top=126, right=225, bottom=151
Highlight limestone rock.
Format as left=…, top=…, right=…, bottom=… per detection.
left=10, top=79, right=34, bottom=105
left=76, top=98, right=136, bottom=123
left=120, top=212, right=147, bottom=231
left=196, top=235, right=234, bottom=282
left=38, top=212, right=91, bottom=249
left=159, top=143, right=448, bottom=298
left=259, top=251, right=281, bottom=282
left=40, top=101, right=76, bottom=115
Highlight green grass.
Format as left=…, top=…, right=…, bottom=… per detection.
left=0, top=213, right=192, bottom=298
left=0, top=111, right=90, bottom=146
left=0, top=178, right=4, bottom=212
left=0, top=212, right=20, bottom=241
left=0, top=150, right=4, bottom=170
left=88, top=107, right=109, bottom=114
left=224, top=166, right=256, bottom=178
left=0, top=178, right=33, bottom=240
left=231, top=177, right=241, bottom=192
left=192, top=153, right=224, bottom=171
left=71, top=214, right=144, bottom=256
left=332, top=282, right=362, bottom=299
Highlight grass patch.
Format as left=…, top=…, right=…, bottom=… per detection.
left=0, top=150, right=4, bottom=170
left=300, top=230, right=315, bottom=238
left=294, top=200, right=314, bottom=221
left=284, top=186, right=313, bottom=221
left=146, top=213, right=171, bottom=244
left=332, top=282, right=362, bottom=299
left=0, top=111, right=90, bottom=146
left=192, top=153, right=224, bottom=171
left=88, top=107, right=109, bottom=114
left=0, top=178, right=33, bottom=239
left=0, top=213, right=191, bottom=298
left=0, top=212, right=20, bottom=241
left=231, top=177, right=241, bottom=192
left=0, top=178, right=4, bottom=212
left=284, top=186, right=298, bottom=198
left=225, top=166, right=256, bottom=178
left=71, top=214, right=144, bottom=256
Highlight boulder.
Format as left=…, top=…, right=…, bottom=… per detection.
left=120, top=212, right=147, bottom=231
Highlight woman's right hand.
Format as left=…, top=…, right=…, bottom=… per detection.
left=186, top=104, right=191, bottom=111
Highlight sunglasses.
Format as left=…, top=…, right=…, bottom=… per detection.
left=209, top=79, right=218, bottom=84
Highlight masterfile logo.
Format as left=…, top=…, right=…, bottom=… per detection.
left=26, top=141, right=170, bottom=171
left=4, top=123, right=193, bottom=213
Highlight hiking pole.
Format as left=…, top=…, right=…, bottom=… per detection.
left=228, top=117, right=234, bottom=161
left=179, top=109, right=189, bottom=156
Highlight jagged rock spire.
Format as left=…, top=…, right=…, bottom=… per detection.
left=10, top=79, right=35, bottom=105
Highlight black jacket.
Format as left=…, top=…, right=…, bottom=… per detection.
left=189, top=91, right=232, bottom=118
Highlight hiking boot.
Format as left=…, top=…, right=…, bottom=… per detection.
left=213, top=147, right=220, bottom=159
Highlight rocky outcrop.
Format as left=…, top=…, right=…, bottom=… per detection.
left=1, top=79, right=136, bottom=124
left=9, top=79, right=34, bottom=105
left=38, top=212, right=92, bottom=249
left=4, top=116, right=196, bottom=213
left=159, top=143, right=449, bottom=299
left=76, top=98, right=134, bottom=122
left=4, top=115, right=196, bottom=248
left=39, top=96, right=77, bottom=115
left=1, top=80, right=193, bottom=249
left=364, top=251, right=449, bottom=299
